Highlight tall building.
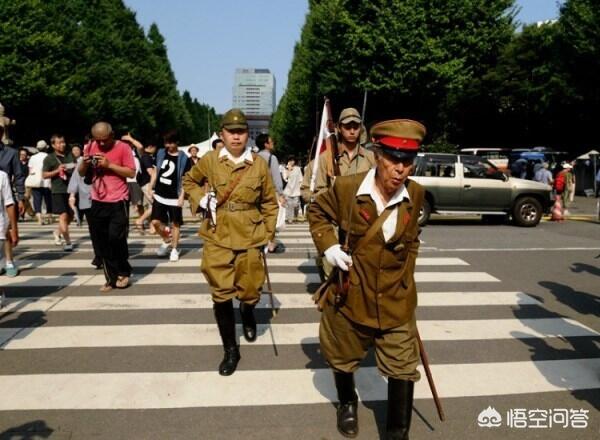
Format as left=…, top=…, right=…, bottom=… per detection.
left=232, top=68, right=276, bottom=139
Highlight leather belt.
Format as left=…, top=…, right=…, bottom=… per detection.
left=225, top=201, right=256, bottom=211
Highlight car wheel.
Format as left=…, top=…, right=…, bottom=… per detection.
left=512, top=197, right=542, bottom=227
left=419, top=199, right=431, bottom=226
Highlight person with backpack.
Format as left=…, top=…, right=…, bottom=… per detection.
left=148, top=131, right=190, bottom=262
left=256, top=133, right=285, bottom=252
left=551, top=164, right=567, bottom=221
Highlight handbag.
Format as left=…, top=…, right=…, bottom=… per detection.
left=275, top=200, right=286, bottom=232
left=25, top=172, right=43, bottom=188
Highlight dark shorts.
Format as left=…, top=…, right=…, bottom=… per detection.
left=52, top=193, right=73, bottom=216
left=128, top=182, right=144, bottom=206
left=151, top=201, right=183, bottom=226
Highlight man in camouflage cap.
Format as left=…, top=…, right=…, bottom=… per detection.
left=183, top=109, right=278, bottom=376
left=308, top=119, right=426, bottom=439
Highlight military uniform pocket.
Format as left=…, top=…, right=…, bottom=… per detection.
left=239, top=177, right=262, bottom=201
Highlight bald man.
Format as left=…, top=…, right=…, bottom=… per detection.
left=79, top=122, right=136, bottom=291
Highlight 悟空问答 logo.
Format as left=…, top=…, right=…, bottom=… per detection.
left=478, top=406, right=502, bottom=428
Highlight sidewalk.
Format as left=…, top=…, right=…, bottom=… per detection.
left=562, top=195, right=599, bottom=222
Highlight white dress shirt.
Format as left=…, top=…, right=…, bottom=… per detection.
left=219, top=146, right=253, bottom=164
left=355, top=168, right=410, bottom=242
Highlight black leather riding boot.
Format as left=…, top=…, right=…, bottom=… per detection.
left=334, top=371, right=359, bottom=438
left=386, top=378, right=414, bottom=440
left=239, top=302, right=257, bottom=342
left=213, top=301, right=240, bottom=376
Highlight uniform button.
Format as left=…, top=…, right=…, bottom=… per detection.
left=378, top=293, right=383, bottom=298
left=379, top=268, right=384, bottom=273
left=317, top=233, right=322, bottom=237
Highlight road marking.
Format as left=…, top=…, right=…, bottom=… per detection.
left=437, top=247, right=600, bottom=252
left=13, top=257, right=469, bottom=269
left=0, top=271, right=499, bottom=287
left=0, top=358, right=598, bottom=410
left=18, top=238, right=319, bottom=245
left=1, top=291, right=540, bottom=313
left=1, top=319, right=596, bottom=349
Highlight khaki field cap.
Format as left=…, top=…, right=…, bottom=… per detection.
left=338, top=107, right=361, bottom=124
left=221, top=108, right=248, bottom=130
left=369, top=119, right=426, bottom=159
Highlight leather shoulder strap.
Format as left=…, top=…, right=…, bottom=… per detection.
left=216, top=161, right=254, bottom=208
left=351, top=207, right=394, bottom=251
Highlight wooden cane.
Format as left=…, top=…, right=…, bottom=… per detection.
left=417, top=329, right=445, bottom=421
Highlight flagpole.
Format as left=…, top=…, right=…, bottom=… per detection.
left=361, top=89, right=368, bottom=121
left=309, top=97, right=330, bottom=193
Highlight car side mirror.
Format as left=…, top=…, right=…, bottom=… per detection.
left=490, top=170, right=507, bottom=181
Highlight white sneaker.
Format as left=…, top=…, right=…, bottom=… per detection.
left=63, top=243, right=73, bottom=251
left=169, top=248, right=179, bottom=262
left=53, top=231, right=63, bottom=246
left=157, top=242, right=170, bottom=257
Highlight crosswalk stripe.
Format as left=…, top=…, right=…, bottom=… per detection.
left=13, top=257, right=469, bottom=269
left=1, top=319, right=596, bottom=350
left=0, top=358, right=598, bottom=410
left=0, top=291, right=541, bottom=313
left=4, top=220, right=599, bottom=421
left=15, top=237, right=320, bottom=245
left=1, top=271, right=500, bottom=287
left=20, top=231, right=313, bottom=238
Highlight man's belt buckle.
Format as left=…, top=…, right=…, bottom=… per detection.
left=227, top=202, right=236, bottom=211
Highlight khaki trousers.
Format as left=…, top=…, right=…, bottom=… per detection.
left=201, top=240, right=264, bottom=305
left=319, top=302, right=421, bottom=381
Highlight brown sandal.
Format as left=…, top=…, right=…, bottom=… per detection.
left=99, top=283, right=113, bottom=292
left=116, top=276, right=130, bottom=289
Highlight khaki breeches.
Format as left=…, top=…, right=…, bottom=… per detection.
left=201, top=241, right=264, bottom=305
left=319, top=302, right=421, bottom=381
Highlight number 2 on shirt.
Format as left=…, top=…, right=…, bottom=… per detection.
left=159, top=160, right=175, bottom=185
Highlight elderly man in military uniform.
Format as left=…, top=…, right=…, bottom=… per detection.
left=308, top=119, right=426, bottom=439
left=183, top=109, right=278, bottom=376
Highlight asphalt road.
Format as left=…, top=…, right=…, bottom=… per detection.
left=0, top=216, right=598, bottom=440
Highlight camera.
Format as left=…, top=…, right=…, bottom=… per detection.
left=90, top=156, right=98, bottom=168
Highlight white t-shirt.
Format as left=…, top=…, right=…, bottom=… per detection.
left=0, top=170, right=15, bottom=238
left=27, top=152, right=51, bottom=188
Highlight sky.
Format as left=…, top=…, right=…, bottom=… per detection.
left=124, top=0, right=563, bottom=114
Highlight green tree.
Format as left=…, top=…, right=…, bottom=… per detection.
left=272, top=0, right=516, bottom=154
left=0, top=0, right=210, bottom=146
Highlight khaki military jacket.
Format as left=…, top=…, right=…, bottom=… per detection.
left=313, top=146, right=376, bottom=195
left=182, top=149, right=278, bottom=250
left=308, top=172, right=425, bottom=330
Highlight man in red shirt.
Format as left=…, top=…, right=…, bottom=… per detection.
left=78, top=122, right=136, bottom=291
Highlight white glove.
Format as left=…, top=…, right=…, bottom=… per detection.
left=324, top=244, right=353, bottom=272
left=199, top=193, right=217, bottom=225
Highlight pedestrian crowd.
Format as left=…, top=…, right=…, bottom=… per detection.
left=0, top=118, right=310, bottom=283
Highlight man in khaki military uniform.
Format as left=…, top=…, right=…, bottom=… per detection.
left=309, top=108, right=376, bottom=281
left=308, top=119, right=426, bottom=440
left=183, top=109, right=278, bottom=376
left=311, top=107, right=376, bottom=196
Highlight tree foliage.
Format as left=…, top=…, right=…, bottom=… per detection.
left=272, top=0, right=516, bottom=153
left=0, top=0, right=213, bottom=145
left=275, top=0, right=599, bottom=156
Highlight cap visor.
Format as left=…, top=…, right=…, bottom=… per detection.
left=340, top=116, right=361, bottom=124
left=379, top=146, right=417, bottom=160
left=222, top=124, right=248, bottom=130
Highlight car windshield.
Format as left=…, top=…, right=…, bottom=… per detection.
left=460, top=156, right=502, bottom=179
